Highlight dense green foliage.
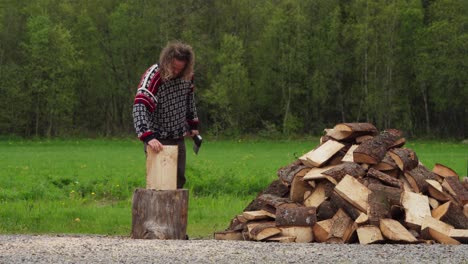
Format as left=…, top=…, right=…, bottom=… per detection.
left=0, top=138, right=466, bottom=236
left=0, top=0, right=466, bottom=138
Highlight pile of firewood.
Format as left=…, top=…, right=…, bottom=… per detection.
left=215, top=123, right=468, bottom=244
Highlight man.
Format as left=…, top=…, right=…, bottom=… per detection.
left=133, top=41, right=199, bottom=189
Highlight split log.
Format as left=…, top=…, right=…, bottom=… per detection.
left=316, top=200, right=338, bottom=221
left=266, top=235, right=296, bottom=243
left=356, top=225, right=384, bottom=244
left=334, top=122, right=378, bottom=134
left=330, top=191, right=362, bottom=220
left=304, top=181, right=334, bottom=208
left=372, top=152, right=398, bottom=171
left=426, top=180, right=450, bottom=202
left=368, top=183, right=403, bottom=225
left=277, top=160, right=308, bottom=186
left=279, top=226, right=313, bottom=243
left=243, top=180, right=289, bottom=212
left=421, top=215, right=454, bottom=239
left=300, top=140, right=345, bottom=167
left=404, top=164, right=438, bottom=193
left=326, top=149, right=348, bottom=166
left=146, top=146, right=178, bottom=190
left=227, top=215, right=247, bottom=231
left=131, top=189, right=188, bottom=239
left=463, top=177, right=468, bottom=191
left=214, top=231, right=244, bottom=240
left=367, top=168, right=402, bottom=188
left=389, top=148, right=418, bottom=172
left=465, top=204, right=468, bottom=218
left=433, top=163, right=458, bottom=178
left=290, top=174, right=314, bottom=203
left=249, top=222, right=281, bottom=241
left=327, top=123, right=378, bottom=141
left=355, top=213, right=369, bottom=225
left=356, top=135, right=374, bottom=144
left=353, top=129, right=402, bottom=164
left=257, top=194, right=298, bottom=214
left=243, top=210, right=275, bottom=221
left=321, top=163, right=366, bottom=185
left=449, top=229, right=468, bottom=243
left=431, top=201, right=468, bottom=229
left=341, top=145, right=359, bottom=163
left=303, top=165, right=338, bottom=181
left=426, top=228, right=460, bottom=245
left=328, top=209, right=355, bottom=243
left=275, top=207, right=317, bottom=227
left=442, top=176, right=468, bottom=205
left=313, top=219, right=333, bottom=242
left=390, top=137, right=406, bottom=149
left=401, top=191, right=431, bottom=228
left=335, top=175, right=371, bottom=213
left=428, top=197, right=440, bottom=210
left=399, top=175, right=413, bottom=192
left=379, top=218, right=417, bottom=243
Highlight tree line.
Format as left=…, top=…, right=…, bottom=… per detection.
left=0, top=0, right=466, bottom=138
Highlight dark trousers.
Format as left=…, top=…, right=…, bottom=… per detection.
left=144, top=138, right=186, bottom=188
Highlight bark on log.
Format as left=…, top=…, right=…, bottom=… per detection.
left=389, top=148, right=419, bottom=172
left=275, top=207, right=317, bottom=227
left=367, top=183, right=403, bottom=225
left=367, top=168, right=403, bottom=188
left=316, top=200, right=338, bottom=221
left=277, top=160, right=308, bottom=186
left=372, top=152, right=398, bottom=171
left=243, top=180, right=289, bottom=212
left=432, top=201, right=468, bottom=229
left=353, top=129, right=403, bottom=164
left=442, top=176, right=468, bottom=205
left=321, top=163, right=367, bottom=185
left=404, top=164, right=438, bottom=194
left=131, top=189, right=188, bottom=239
left=330, top=191, right=361, bottom=220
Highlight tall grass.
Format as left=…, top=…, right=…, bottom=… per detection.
left=0, top=138, right=466, bottom=238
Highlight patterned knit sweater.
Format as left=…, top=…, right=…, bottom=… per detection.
left=132, top=64, right=199, bottom=143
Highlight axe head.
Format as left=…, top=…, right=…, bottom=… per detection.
left=192, top=134, right=202, bottom=154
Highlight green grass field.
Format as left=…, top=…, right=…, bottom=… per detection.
left=0, top=138, right=466, bottom=238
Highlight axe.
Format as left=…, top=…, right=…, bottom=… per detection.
left=192, top=134, right=203, bottom=154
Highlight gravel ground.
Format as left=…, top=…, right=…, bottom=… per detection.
left=0, top=235, right=467, bottom=264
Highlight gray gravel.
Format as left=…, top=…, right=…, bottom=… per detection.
left=0, top=235, right=467, bottom=264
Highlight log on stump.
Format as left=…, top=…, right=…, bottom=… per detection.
left=353, top=129, right=402, bottom=164
left=131, top=189, right=188, bottom=239
left=146, top=146, right=178, bottom=190
left=389, top=148, right=419, bottom=172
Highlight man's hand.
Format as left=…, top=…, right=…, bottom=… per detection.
left=147, top=139, right=164, bottom=153
left=184, top=130, right=199, bottom=137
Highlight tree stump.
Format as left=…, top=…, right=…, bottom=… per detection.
left=131, top=188, right=188, bottom=239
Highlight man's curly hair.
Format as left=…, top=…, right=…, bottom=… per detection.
left=159, top=41, right=194, bottom=81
